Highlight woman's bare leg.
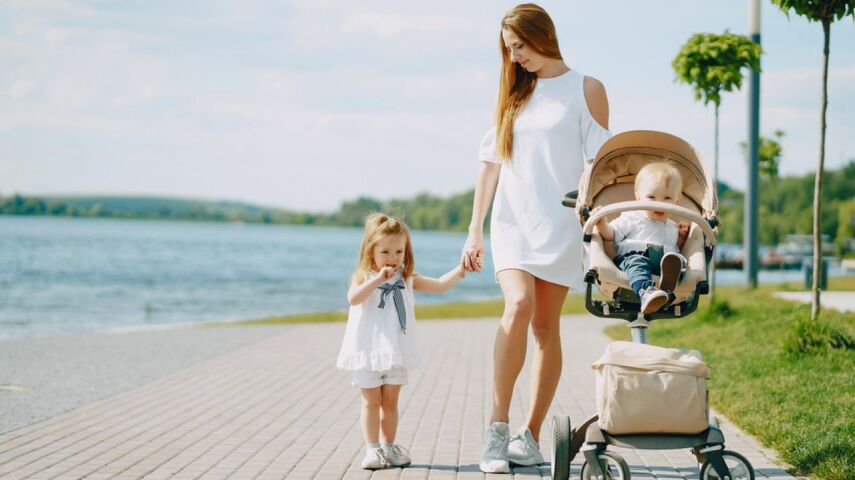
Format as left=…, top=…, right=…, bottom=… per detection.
left=525, top=278, right=568, bottom=442
left=490, top=269, right=536, bottom=424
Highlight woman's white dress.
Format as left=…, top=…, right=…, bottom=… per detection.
left=479, top=69, right=611, bottom=290
left=336, top=271, right=424, bottom=372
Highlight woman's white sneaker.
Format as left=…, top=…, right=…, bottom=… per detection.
left=479, top=422, right=510, bottom=473
left=508, top=428, right=544, bottom=466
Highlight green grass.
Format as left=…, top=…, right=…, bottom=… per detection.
left=605, top=277, right=855, bottom=480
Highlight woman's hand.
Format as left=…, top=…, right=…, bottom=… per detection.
left=461, top=232, right=485, bottom=273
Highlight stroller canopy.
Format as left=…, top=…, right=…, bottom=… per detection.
left=579, top=131, right=718, bottom=218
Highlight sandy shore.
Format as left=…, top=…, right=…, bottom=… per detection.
left=0, top=324, right=289, bottom=434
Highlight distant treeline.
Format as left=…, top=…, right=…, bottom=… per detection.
left=717, top=160, right=855, bottom=251
left=0, top=191, right=480, bottom=231
left=3, top=161, right=854, bottom=249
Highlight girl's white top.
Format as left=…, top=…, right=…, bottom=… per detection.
left=336, top=271, right=424, bottom=372
left=479, top=69, right=611, bottom=289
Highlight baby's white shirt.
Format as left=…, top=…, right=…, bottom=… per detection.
left=610, top=211, right=680, bottom=257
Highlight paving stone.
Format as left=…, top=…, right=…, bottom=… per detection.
left=0, top=316, right=795, bottom=479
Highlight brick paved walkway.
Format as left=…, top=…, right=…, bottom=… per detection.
left=0, top=316, right=795, bottom=479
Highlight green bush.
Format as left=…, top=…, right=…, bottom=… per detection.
left=700, top=298, right=735, bottom=323
left=784, top=317, right=854, bottom=356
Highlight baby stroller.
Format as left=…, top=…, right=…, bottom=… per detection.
left=551, top=131, right=754, bottom=479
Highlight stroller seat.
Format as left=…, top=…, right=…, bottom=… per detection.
left=587, top=221, right=708, bottom=304
left=568, top=130, right=719, bottom=320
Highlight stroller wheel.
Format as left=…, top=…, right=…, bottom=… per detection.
left=550, top=415, right=572, bottom=480
left=699, top=450, right=755, bottom=480
left=580, top=451, right=630, bottom=480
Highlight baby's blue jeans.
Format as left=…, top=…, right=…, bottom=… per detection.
left=615, top=245, right=665, bottom=296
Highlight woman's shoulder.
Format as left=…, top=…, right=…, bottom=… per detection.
left=583, top=76, right=606, bottom=105
left=581, top=74, right=609, bottom=129
left=581, top=74, right=606, bottom=94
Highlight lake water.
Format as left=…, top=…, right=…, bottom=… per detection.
left=0, top=216, right=839, bottom=340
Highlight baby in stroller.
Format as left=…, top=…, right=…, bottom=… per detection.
left=593, top=162, right=690, bottom=314
left=551, top=132, right=755, bottom=480
left=566, top=130, right=719, bottom=321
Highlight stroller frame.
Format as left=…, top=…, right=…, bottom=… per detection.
left=551, top=195, right=751, bottom=480
left=550, top=131, right=754, bottom=479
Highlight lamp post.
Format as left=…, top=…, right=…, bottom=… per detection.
left=746, top=0, right=761, bottom=288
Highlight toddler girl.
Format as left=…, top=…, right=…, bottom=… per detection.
left=336, top=213, right=465, bottom=469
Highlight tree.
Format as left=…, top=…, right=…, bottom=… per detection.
left=771, top=0, right=855, bottom=321
left=740, top=130, right=785, bottom=180
left=335, top=196, right=383, bottom=227
left=836, top=200, right=855, bottom=256
left=673, top=31, right=762, bottom=298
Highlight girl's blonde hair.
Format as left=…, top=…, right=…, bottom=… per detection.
left=634, top=161, right=683, bottom=197
left=351, top=213, right=415, bottom=284
left=495, top=3, right=562, bottom=160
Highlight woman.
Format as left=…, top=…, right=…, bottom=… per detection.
left=461, top=3, right=611, bottom=473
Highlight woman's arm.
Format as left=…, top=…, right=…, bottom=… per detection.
left=583, top=76, right=609, bottom=130
left=412, top=265, right=466, bottom=293
left=347, top=266, right=394, bottom=305
left=462, top=162, right=501, bottom=271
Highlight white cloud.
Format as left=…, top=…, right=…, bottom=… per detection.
left=340, top=12, right=475, bottom=39
left=7, top=78, right=38, bottom=99
left=2, top=0, right=854, bottom=211
left=764, top=66, right=855, bottom=100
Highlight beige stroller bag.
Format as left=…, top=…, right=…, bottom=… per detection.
left=593, top=341, right=710, bottom=434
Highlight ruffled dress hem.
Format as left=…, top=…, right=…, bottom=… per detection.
left=336, top=351, right=424, bottom=372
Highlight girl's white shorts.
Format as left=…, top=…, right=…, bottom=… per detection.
left=351, top=367, right=408, bottom=389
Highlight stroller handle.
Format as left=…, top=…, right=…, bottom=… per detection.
left=582, top=200, right=717, bottom=247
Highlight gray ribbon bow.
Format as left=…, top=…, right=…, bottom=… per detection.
left=377, top=280, right=407, bottom=333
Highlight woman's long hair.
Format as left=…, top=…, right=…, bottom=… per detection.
left=495, top=3, right=563, bottom=160
left=351, top=213, right=415, bottom=284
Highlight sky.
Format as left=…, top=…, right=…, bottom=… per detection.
left=2, top=1, right=854, bottom=212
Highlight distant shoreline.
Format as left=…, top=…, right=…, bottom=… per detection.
left=0, top=190, right=480, bottom=232
left=4, top=158, right=854, bottom=242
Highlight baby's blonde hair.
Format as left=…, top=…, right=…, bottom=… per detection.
left=351, top=213, right=415, bottom=285
left=634, top=161, right=683, bottom=198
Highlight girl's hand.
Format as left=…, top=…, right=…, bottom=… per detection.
left=375, top=266, right=395, bottom=282
left=457, top=263, right=467, bottom=278
left=461, top=233, right=484, bottom=273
